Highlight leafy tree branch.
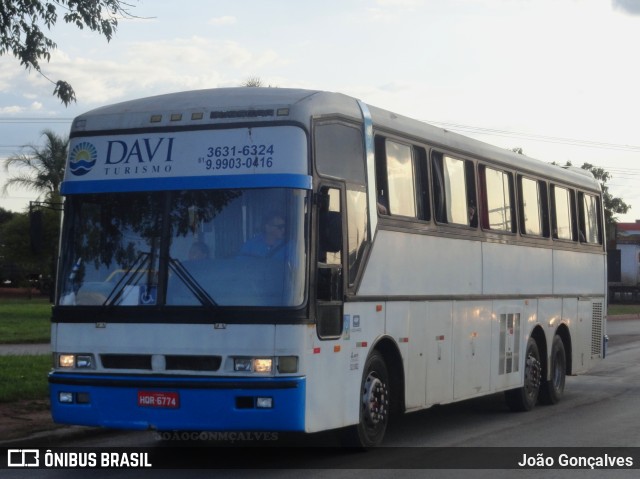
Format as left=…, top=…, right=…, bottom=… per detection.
left=0, top=0, right=139, bottom=105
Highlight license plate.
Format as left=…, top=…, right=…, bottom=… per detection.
left=138, top=391, right=180, bottom=409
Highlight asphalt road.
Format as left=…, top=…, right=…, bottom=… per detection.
left=3, top=318, right=640, bottom=478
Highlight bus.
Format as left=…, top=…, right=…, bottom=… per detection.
left=49, top=88, right=607, bottom=447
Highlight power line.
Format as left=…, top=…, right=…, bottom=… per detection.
left=0, top=117, right=73, bottom=124
left=424, top=120, right=640, bottom=153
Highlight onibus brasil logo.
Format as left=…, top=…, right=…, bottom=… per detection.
left=69, top=141, right=98, bottom=176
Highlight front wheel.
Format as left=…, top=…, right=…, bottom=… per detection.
left=505, top=337, right=541, bottom=412
left=341, top=351, right=390, bottom=448
left=539, top=335, right=566, bottom=405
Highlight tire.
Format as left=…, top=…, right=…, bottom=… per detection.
left=341, top=351, right=390, bottom=448
left=539, top=335, right=566, bottom=405
left=505, top=337, right=542, bottom=412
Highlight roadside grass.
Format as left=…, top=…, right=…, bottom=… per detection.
left=608, top=303, right=640, bottom=316
left=0, top=298, right=51, bottom=344
left=0, top=355, right=51, bottom=403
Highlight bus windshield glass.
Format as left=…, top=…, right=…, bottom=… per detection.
left=58, top=188, right=308, bottom=308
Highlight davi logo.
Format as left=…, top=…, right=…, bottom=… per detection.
left=69, top=142, right=98, bottom=176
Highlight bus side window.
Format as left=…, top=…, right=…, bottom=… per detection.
left=519, top=176, right=542, bottom=236
left=374, top=136, right=429, bottom=220
left=579, top=192, right=602, bottom=244
left=551, top=185, right=577, bottom=241
left=480, top=165, right=515, bottom=232
left=432, top=152, right=477, bottom=227
left=384, top=139, right=417, bottom=217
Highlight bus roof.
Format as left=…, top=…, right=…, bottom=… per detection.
left=71, top=87, right=600, bottom=193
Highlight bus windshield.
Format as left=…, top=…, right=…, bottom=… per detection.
left=58, top=188, right=308, bottom=308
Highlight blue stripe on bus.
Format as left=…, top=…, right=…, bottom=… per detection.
left=61, top=174, right=313, bottom=194
left=49, top=372, right=306, bottom=432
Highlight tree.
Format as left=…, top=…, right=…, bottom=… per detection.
left=243, top=77, right=264, bottom=87
left=0, top=207, right=15, bottom=225
left=0, top=0, right=138, bottom=105
left=557, top=161, right=630, bottom=240
left=0, top=208, right=59, bottom=291
left=2, top=129, right=68, bottom=202
left=242, top=77, right=277, bottom=88
left=2, top=130, right=67, bottom=292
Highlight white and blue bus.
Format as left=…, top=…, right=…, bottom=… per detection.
left=49, top=88, right=607, bottom=447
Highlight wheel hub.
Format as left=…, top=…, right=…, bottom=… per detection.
left=362, top=373, right=389, bottom=426
left=525, top=354, right=541, bottom=393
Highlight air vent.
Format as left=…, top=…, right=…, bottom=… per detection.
left=165, top=355, right=221, bottom=372
left=591, top=302, right=604, bottom=357
left=210, top=109, right=274, bottom=119
left=100, top=354, right=221, bottom=371
left=101, top=354, right=152, bottom=370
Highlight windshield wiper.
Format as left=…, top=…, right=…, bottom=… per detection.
left=103, top=252, right=151, bottom=307
left=168, top=257, right=218, bottom=308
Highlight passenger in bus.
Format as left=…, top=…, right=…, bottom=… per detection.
left=239, top=212, right=287, bottom=259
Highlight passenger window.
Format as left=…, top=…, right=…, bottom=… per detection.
left=480, top=166, right=514, bottom=232
left=551, top=185, right=575, bottom=241
left=580, top=193, right=601, bottom=244
left=432, top=153, right=476, bottom=227
left=375, top=137, right=426, bottom=219
left=385, top=140, right=417, bottom=217
left=519, top=177, right=543, bottom=236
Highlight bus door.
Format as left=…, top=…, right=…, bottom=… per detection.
left=316, top=185, right=344, bottom=338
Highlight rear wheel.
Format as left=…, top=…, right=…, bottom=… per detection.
left=505, top=337, right=541, bottom=412
left=539, top=335, right=566, bottom=405
left=341, top=350, right=390, bottom=448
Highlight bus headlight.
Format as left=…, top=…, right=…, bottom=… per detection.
left=59, top=354, right=75, bottom=368
left=234, top=358, right=253, bottom=372
left=58, top=354, right=95, bottom=369
left=233, top=357, right=273, bottom=373
left=76, top=355, right=94, bottom=368
left=253, top=358, right=272, bottom=373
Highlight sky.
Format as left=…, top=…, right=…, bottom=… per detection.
left=1, top=0, right=639, bottom=222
